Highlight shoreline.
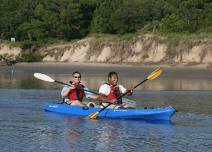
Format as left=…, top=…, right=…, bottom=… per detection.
left=1, top=61, right=212, bottom=90
left=1, top=62, right=212, bottom=80
left=7, top=62, right=212, bottom=70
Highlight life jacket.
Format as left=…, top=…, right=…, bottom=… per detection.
left=105, top=83, right=122, bottom=104
left=68, top=82, right=85, bottom=101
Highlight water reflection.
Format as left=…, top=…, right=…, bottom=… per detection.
left=62, top=117, right=174, bottom=152
left=1, top=73, right=212, bottom=90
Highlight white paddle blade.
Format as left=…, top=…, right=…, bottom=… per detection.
left=34, top=73, right=55, bottom=82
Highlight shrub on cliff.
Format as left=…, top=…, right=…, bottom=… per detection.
left=21, top=53, right=44, bottom=62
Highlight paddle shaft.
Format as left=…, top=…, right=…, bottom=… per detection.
left=55, top=80, right=99, bottom=95
left=98, top=79, right=148, bottom=113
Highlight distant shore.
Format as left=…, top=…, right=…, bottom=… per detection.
left=9, top=61, right=212, bottom=69
left=3, top=62, right=210, bottom=69
left=1, top=34, right=212, bottom=68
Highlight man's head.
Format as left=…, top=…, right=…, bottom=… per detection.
left=72, top=71, right=81, bottom=83
left=108, top=71, right=118, bottom=86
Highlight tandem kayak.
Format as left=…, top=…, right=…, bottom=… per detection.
left=44, top=103, right=176, bottom=121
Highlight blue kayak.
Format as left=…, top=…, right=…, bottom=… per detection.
left=44, top=103, right=176, bottom=121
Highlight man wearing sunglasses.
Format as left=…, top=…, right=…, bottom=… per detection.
left=61, top=71, right=97, bottom=106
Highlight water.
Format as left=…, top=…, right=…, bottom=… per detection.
left=0, top=65, right=212, bottom=151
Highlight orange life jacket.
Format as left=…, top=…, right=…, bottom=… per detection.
left=68, top=83, right=85, bottom=101
left=105, top=83, right=122, bottom=104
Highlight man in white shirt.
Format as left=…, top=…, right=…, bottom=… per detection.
left=98, top=71, right=133, bottom=108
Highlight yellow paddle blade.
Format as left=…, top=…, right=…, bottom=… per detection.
left=86, top=112, right=99, bottom=119
left=147, top=67, right=163, bottom=80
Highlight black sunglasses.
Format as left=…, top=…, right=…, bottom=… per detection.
left=74, top=76, right=81, bottom=78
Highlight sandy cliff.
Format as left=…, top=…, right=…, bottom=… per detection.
left=1, top=34, right=212, bottom=67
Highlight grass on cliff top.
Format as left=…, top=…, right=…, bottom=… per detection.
left=8, top=38, right=76, bottom=50
left=5, top=31, right=212, bottom=50
left=88, top=31, right=212, bottom=42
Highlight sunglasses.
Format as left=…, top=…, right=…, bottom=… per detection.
left=73, top=76, right=81, bottom=78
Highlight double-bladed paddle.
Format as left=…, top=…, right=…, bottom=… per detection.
left=33, top=73, right=99, bottom=95
left=86, top=67, right=163, bottom=119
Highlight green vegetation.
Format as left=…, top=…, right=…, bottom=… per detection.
left=0, top=0, right=211, bottom=62
left=1, top=0, right=212, bottom=39
left=21, top=53, right=44, bottom=62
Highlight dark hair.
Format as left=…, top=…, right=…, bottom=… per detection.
left=108, top=71, right=118, bottom=78
left=72, top=71, right=81, bottom=77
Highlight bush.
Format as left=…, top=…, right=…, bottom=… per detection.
left=21, top=53, right=43, bottom=62
left=17, top=40, right=41, bottom=50
left=160, top=14, right=189, bottom=33
left=198, top=26, right=212, bottom=33
left=141, top=21, right=161, bottom=33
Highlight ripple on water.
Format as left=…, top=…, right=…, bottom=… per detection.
left=0, top=89, right=212, bottom=152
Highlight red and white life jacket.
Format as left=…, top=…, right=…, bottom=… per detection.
left=105, top=83, right=122, bottom=104
left=68, top=83, right=85, bottom=101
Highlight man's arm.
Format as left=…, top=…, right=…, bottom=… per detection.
left=125, top=89, right=133, bottom=96
left=119, top=85, right=133, bottom=96
left=61, top=84, right=75, bottom=97
left=97, top=93, right=116, bottom=103
left=84, top=87, right=99, bottom=99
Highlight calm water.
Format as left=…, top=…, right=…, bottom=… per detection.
left=0, top=65, right=212, bottom=152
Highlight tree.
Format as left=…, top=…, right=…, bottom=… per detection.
left=199, top=2, right=212, bottom=32
left=0, top=0, right=22, bottom=39
left=17, top=19, right=45, bottom=40
left=111, top=0, right=171, bottom=34
left=90, top=0, right=123, bottom=33
left=111, top=1, right=143, bottom=34
left=59, top=0, right=85, bottom=38
left=160, top=14, right=189, bottom=32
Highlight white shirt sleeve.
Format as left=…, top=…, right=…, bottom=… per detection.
left=99, top=84, right=110, bottom=95
left=61, top=84, right=70, bottom=94
left=118, top=85, right=127, bottom=93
